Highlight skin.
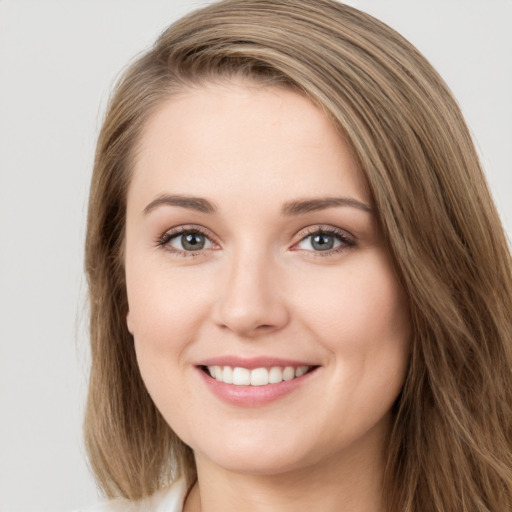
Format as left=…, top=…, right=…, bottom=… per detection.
left=125, top=80, right=411, bottom=512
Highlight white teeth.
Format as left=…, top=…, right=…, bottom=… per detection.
left=223, top=365, right=233, bottom=384
left=295, top=365, right=308, bottom=377
left=232, top=367, right=251, bottom=385
left=268, top=366, right=283, bottom=384
left=282, top=366, right=295, bottom=381
left=250, top=367, right=269, bottom=386
left=206, top=365, right=312, bottom=386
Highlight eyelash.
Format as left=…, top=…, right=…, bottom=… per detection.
left=156, top=224, right=356, bottom=258
left=292, top=225, right=356, bottom=257
left=156, top=225, right=219, bottom=258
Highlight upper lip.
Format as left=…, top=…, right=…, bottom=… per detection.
left=195, top=356, right=318, bottom=370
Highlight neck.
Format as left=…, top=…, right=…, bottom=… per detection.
left=184, top=423, right=389, bottom=512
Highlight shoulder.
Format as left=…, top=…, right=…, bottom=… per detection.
left=74, top=478, right=188, bottom=512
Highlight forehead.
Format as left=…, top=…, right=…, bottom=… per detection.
left=129, top=80, right=369, bottom=209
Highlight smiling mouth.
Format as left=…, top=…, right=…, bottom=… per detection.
left=201, top=365, right=317, bottom=386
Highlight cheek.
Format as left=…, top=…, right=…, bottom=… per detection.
left=125, top=258, right=215, bottom=352
left=125, top=261, right=213, bottom=416
left=294, top=253, right=410, bottom=358
left=292, top=255, right=410, bottom=437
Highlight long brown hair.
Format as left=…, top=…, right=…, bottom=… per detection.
left=84, top=1, right=512, bottom=510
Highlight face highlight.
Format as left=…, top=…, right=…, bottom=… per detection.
left=124, top=81, right=410, bottom=477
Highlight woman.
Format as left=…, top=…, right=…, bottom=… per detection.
left=82, top=1, right=512, bottom=511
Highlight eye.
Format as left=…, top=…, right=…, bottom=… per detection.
left=158, top=228, right=215, bottom=254
left=293, top=227, right=355, bottom=254
left=298, top=233, right=340, bottom=251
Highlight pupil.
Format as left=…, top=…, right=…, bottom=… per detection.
left=182, top=232, right=205, bottom=251
left=312, top=234, right=333, bottom=251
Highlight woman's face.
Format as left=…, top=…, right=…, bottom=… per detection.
left=125, top=80, right=410, bottom=476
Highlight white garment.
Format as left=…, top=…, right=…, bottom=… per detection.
left=75, top=478, right=187, bottom=512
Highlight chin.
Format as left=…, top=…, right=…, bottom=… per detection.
left=190, top=428, right=324, bottom=477
left=205, top=449, right=309, bottom=476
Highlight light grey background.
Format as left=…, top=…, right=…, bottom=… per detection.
left=0, top=1, right=510, bottom=511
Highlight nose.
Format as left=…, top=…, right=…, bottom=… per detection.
left=212, top=249, right=290, bottom=338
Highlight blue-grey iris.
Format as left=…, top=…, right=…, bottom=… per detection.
left=182, top=232, right=205, bottom=251
left=312, top=234, right=334, bottom=251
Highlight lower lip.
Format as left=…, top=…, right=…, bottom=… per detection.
left=196, top=367, right=318, bottom=407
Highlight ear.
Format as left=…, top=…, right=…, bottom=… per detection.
left=126, top=310, right=134, bottom=335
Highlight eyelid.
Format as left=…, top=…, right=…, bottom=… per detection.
left=156, top=224, right=220, bottom=256
left=156, top=223, right=356, bottom=257
left=291, top=225, right=356, bottom=254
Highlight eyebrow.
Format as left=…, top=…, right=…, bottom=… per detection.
left=281, top=197, right=372, bottom=215
left=143, top=194, right=372, bottom=216
left=143, top=194, right=217, bottom=215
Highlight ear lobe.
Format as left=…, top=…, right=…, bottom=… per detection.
left=126, top=311, right=134, bottom=335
